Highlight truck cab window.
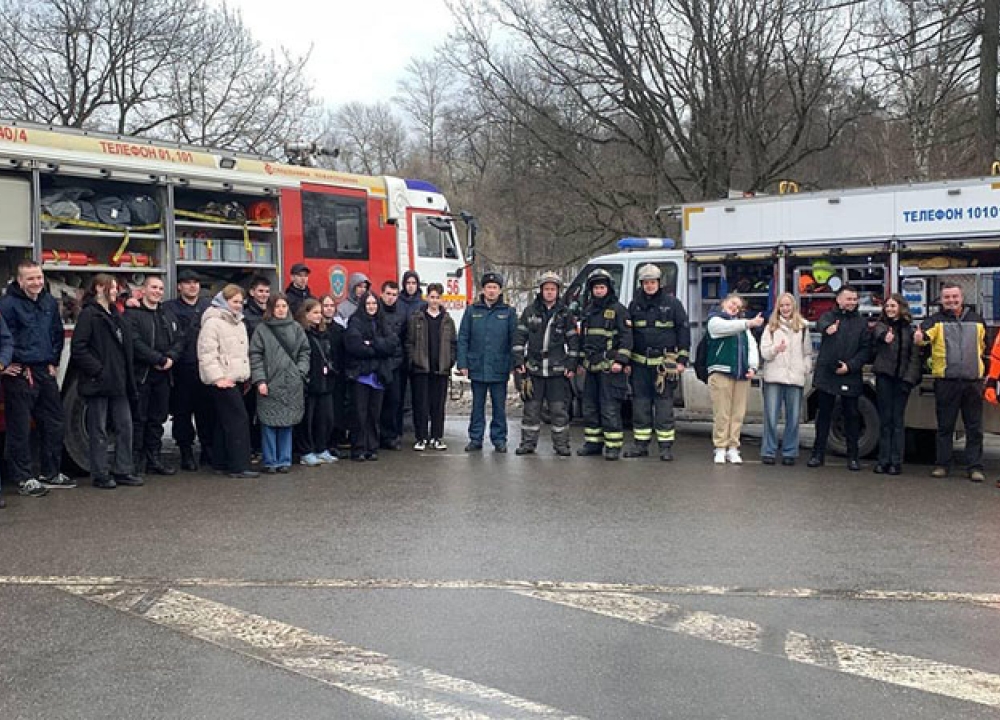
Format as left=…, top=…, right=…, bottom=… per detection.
left=416, top=215, right=459, bottom=259
left=302, top=191, right=368, bottom=260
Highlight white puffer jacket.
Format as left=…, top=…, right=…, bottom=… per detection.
left=197, top=294, right=251, bottom=385
left=760, top=322, right=813, bottom=387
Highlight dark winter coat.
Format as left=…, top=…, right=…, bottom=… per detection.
left=344, top=309, right=399, bottom=384
left=513, top=295, right=580, bottom=377
left=380, top=299, right=407, bottom=373
left=125, top=302, right=185, bottom=384
left=398, top=270, right=427, bottom=323
left=249, top=316, right=311, bottom=427
left=872, top=318, right=923, bottom=387
left=408, top=309, right=457, bottom=375
left=457, top=295, right=517, bottom=382
left=305, top=326, right=339, bottom=395
left=627, top=289, right=691, bottom=364
left=285, top=283, right=313, bottom=317
left=0, top=281, right=63, bottom=366
left=243, top=299, right=267, bottom=338
left=163, top=296, right=211, bottom=366
left=814, top=308, right=872, bottom=397
left=71, top=299, right=136, bottom=399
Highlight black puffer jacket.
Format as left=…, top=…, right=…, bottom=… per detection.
left=71, top=299, right=136, bottom=399
left=125, top=302, right=185, bottom=384
left=380, top=299, right=407, bottom=373
left=163, top=296, right=210, bottom=366
left=872, top=318, right=923, bottom=386
left=814, top=308, right=872, bottom=397
left=344, top=307, right=400, bottom=384
left=243, top=299, right=266, bottom=338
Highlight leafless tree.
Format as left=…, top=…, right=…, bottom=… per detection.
left=0, top=0, right=317, bottom=155
left=322, top=102, right=409, bottom=175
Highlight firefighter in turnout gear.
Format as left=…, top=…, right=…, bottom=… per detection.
left=513, top=272, right=580, bottom=456
left=577, top=269, right=632, bottom=460
left=624, top=264, right=691, bottom=461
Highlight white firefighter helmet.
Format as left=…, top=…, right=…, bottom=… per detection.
left=537, top=271, right=562, bottom=290
left=637, top=263, right=662, bottom=282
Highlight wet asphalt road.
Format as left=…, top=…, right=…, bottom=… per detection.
left=2, top=420, right=1000, bottom=719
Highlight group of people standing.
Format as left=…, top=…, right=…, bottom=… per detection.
left=2, top=258, right=999, bottom=509
left=711, top=281, right=995, bottom=485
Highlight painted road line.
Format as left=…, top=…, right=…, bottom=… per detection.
left=517, top=590, right=1000, bottom=708
left=3, top=575, right=999, bottom=607
left=60, top=584, right=588, bottom=720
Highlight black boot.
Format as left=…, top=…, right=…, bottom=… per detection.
left=554, top=445, right=572, bottom=457
left=146, top=453, right=177, bottom=476
left=576, top=443, right=603, bottom=456
left=623, top=442, right=649, bottom=458
left=807, top=454, right=824, bottom=468
left=515, top=445, right=535, bottom=455
left=604, top=446, right=621, bottom=461
left=659, top=443, right=674, bottom=461
left=180, top=446, right=198, bottom=472
left=113, top=473, right=145, bottom=486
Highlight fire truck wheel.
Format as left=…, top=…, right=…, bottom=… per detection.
left=62, top=375, right=90, bottom=475
left=826, top=394, right=879, bottom=459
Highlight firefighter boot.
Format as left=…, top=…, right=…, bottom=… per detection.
left=515, top=444, right=536, bottom=455
left=146, top=451, right=177, bottom=476
left=179, top=446, right=198, bottom=472
left=577, top=443, right=604, bottom=456
left=623, top=441, right=649, bottom=458
left=659, top=443, right=674, bottom=461
left=554, top=440, right=572, bottom=457
left=604, top=446, right=621, bottom=461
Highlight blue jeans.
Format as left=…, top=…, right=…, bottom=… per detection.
left=261, top=425, right=293, bottom=468
left=469, top=380, right=508, bottom=447
left=761, top=382, right=803, bottom=459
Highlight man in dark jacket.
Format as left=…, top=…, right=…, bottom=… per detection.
left=0, top=260, right=71, bottom=494
left=457, top=272, right=517, bottom=452
left=916, top=282, right=987, bottom=481
left=285, top=263, right=313, bottom=316
left=808, top=285, right=872, bottom=471
left=378, top=280, right=407, bottom=449
left=164, top=269, right=214, bottom=471
left=624, top=264, right=690, bottom=461
left=126, top=276, right=185, bottom=475
left=576, top=269, right=632, bottom=461
left=243, top=275, right=271, bottom=457
left=396, top=270, right=426, bottom=435
left=513, top=272, right=579, bottom=456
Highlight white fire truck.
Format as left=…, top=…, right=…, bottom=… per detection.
left=568, top=177, right=1000, bottom=456
left=0, top=120, right=475, bottom=470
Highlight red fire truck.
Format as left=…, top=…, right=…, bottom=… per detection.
left=0, top=120, right=475, bottom=470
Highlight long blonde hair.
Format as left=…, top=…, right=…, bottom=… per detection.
left=767, top=292, right=807, bottom=333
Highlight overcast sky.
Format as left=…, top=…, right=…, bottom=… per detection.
left=230, top=0, right=457, bottom=108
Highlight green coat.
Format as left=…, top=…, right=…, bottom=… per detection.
left=249, top=317, right=311, bottom=428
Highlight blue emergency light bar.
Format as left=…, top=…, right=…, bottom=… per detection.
left=617, top=237, right=676, bottom=250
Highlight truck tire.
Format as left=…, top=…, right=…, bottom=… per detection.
left=62, top=375, right=90, bottom=474
left=826, top=394, right=879, bottom=458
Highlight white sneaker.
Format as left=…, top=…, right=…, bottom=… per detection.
left=413, top=440, right=427, bottom=451
left=317, top=450, right=338, bottom=463
left=430, top=438, right=447, bottom=451
left=300, top=453, right=323, bottom=467
left=713, top=449, right=726, bottom=465
left=726, top=448, right=743, bottom=464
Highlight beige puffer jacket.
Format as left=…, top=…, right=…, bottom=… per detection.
left=197, top=294, right=251, bottom=385
left=760, top=321, right=814, bottom=387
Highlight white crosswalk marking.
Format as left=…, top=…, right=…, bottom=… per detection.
left=59, top=584, right=588, bottom=720
left=518, top=590, right=1000, bottom=708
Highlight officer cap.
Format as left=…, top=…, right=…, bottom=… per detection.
left=480, top=271, right=503, bottom=288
